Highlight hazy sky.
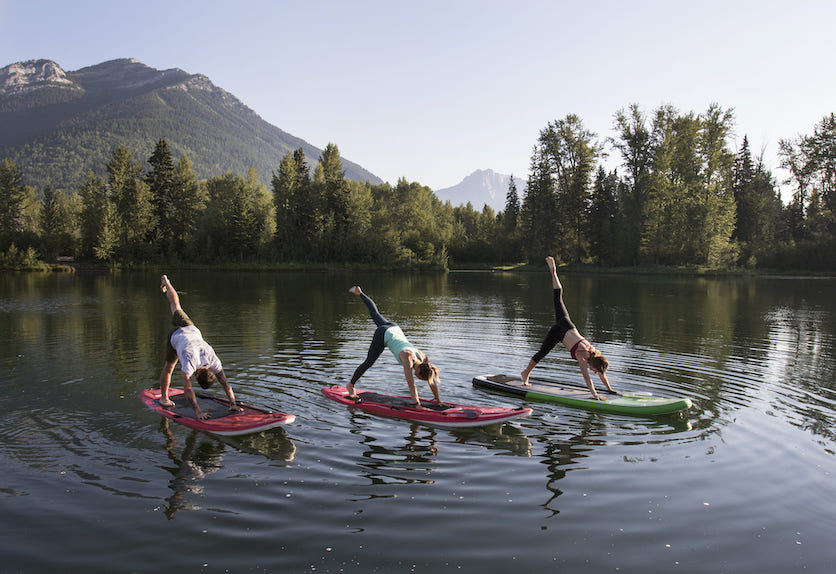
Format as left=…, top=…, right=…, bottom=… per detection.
left=2, top=0, right=834, bottom=194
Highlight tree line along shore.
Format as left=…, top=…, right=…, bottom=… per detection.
left=2, top=105, right=834, bottom=273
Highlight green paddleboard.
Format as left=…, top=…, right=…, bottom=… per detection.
left=472, top=374, right=692, bottom=416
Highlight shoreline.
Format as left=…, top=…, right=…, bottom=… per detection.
left=2, top=261, right=834, bottom=278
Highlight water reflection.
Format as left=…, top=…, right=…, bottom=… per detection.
left=447, top=424, right=533, bottom=457
left=155, top=418, right=297, bottom=519
left=158, top=419, right=225, bottom=519
left=344, top=415, right=535, bottom=489
left=2, top=270, right=836, bottom=573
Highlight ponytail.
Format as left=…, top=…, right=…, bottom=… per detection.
left=587, top=350, right=609, bottom=374
left=416, top=355, right=439, bottom=384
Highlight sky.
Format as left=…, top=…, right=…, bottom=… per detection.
left=2, top=0, right=834, bottom=196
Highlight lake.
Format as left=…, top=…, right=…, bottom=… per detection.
left=1, top=269, right=834, bottom=573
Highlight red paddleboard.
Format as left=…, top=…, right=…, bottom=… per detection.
left=321, top=385, right=532, bottom=428
left=141, top=388, right=295, bottom=436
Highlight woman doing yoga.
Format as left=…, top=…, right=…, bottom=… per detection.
left=346, top=286, right=442, bottom=409
left=520, top=257, right=616, bottom=400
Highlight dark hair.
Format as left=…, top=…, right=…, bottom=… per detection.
left=588, top=350, right=609, bottom=374
left=196, top=367, right=216, bottom=389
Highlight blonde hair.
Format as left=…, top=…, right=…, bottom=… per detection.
left=587, top=350, right=609, bottom=373
left=416, top=356, right=439, bottom=384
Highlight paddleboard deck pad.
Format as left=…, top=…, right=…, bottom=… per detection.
left=472, top=374, right=692, bottom=416
left=141, top=388, right=295, bottom=436
left=321, top=385, right=532, bottom=428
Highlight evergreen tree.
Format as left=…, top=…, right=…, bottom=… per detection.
left=170, top=156, right=206, bottom=258
left=272, top=150, right=300, bottom=257
left=316, top=143, right=351, bottom=259
left=107, top=145, right=154, bottom=261
left=39, top=185, right=60, bottom=259
left=245, top=166, right=276, bottom=257
left=146, top=139, right=176, bottom=254
left=732, top=137, right=784, bottom=265
left=93, top=201, right=118, bottom=262
left=343, top=179, right=374, bottom=261
left=79, top=171, right=115, bottom=260
left=611, top=104, right=653, bottom=264
left=732, top=136, right=756, bottom=242
left=39, top=185, right=77, bottom=259
left=504, top=175, right=520, bottom=233
left=272, top=148, right=313, bottom=260
left=0, top=158, right=27, bottom=248
left=521, top=145, right=557, bottom=259
left=589, top=167, right=620, bottom=265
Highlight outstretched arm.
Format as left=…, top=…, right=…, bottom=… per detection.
left=217, top=370, right=243, bottom=412
left=160, top=274, right=182, bottom=315
left=597, top=371, right=616, bottom=394
left=181, top=372, right=209, bottom=419
left=402, top=361, right=423, bottom=407
left=427, top=374, right=442, bottom=404
left=578, top=357, right=607, bottom=401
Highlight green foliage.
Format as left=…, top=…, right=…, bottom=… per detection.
left=79, top=171, right=111, bottom=259
left=0, top=243, right=46, bottom=269
left=0, top=158, right=27, bottom=248
left=779, top=113, right=836, bottom=241
left=4, top=103, right=836, bottom=271
left=520, top=115, right=600, bottom=263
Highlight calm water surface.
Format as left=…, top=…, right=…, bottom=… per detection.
left=1, top=270, right=834, bottom=573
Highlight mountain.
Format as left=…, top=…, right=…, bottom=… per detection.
left=0, top=58, right=382, bottom=192
left=434, top=169, right=520, bottom=212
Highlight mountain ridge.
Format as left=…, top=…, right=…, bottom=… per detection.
left=0, top=58, right=382, bottom=191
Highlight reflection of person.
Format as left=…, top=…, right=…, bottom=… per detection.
left=346, top=286, right=442, bottom=409
left=520, top=257, right=616, bottom=400
left=159, top=419, right=225, bottom=520
left=158, top=274, right=242, bottom=419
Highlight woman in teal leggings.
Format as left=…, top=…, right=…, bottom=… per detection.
left=346, top=286, right=442, bottom=408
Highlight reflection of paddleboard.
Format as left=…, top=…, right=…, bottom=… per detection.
left=472, top=374, right=692, bottom=416
left=321, top=385, right=532, bottom=428
left=141, top=388, right=296, bottom=436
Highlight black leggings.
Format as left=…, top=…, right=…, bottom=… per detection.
left=350, top=293, right=396, bottom=385
left=531, top=287, right=575, bottom=363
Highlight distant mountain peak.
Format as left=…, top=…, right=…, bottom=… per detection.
left=0, top=59, right=76, bottom=95
left=70, top=58, right=191, bottom=93
left=435, top=169, right=516, bottom=212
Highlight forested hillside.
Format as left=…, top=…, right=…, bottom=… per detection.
left=0, top=59, right=381, bottom=192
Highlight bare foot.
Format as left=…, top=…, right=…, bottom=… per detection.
left=345, top=383, right=359, bottom=399
left=348, top=286, right=362, bottom=296
left=520, top=372, right=531, bottom=386
left=159, top=398, right=175, bottom=408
